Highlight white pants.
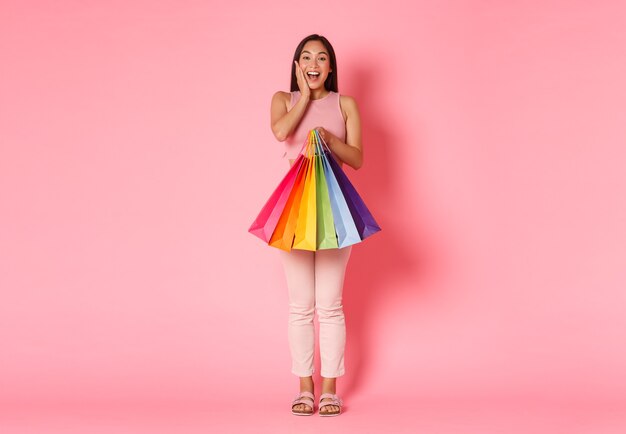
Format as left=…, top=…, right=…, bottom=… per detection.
left=279, top=246, right=352, bottom=378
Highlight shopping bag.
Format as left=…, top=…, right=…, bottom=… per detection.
left=249, top=128, right=380, bottom=251
left=248, top=153, right=305, bottom=242
left=314, top=152, right=339, bottom=249
left=314, top=131, right=362, bottom=248
left=268, top=158, right=308, bottom=251
left=327, top=152, right=381, bottom=240
left=315, top=130, right=381, bottom=241
left=292, top=137, right=318, bottom=251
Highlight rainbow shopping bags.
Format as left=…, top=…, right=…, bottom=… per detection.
left=248, top=129, right=381, bottom=251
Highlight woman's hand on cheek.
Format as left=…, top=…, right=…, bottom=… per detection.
left=294, top=61, right=310, bottom=99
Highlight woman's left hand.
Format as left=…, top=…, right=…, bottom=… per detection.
left=315, top=126, right=335, bottom=147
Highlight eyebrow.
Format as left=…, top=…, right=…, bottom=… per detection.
left=301, top=50, right=329, bottom=56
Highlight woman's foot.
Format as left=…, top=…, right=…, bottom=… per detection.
left=291, top=391, right=314, bottom=415
left=319, top=396, right=340, bottom=415
left=318, top=393, right=342, bottom=416
left=292, top=376, right=314, bottom=414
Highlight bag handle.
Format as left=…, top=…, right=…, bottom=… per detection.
left=307, top=130, right=316, bottom=158
left=295, top=129, right=332, bottom=159
left=294, top=133, right=309, bottom=158
left=312, top=129, right=332, bottom=155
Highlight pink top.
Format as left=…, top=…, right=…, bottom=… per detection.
left=283, top=91, right=346, bottom=160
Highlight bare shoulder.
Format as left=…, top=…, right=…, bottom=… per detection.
left=339, top=94, right=358, bottom=105
left=339, top=94, right=359, bottom=120
left=272, top=90, right=291, bottom=106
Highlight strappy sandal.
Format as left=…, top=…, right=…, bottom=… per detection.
left=291, top=391, right=315, bottom=416
left=318, top=393, right=343, bottom=417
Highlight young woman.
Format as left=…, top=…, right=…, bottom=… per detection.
left=270, top=34, right=363, bottom=417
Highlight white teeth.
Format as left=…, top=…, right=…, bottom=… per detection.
left=307, top=72, right=320, bottom=76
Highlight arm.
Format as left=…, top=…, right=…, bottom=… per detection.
left=270, top=91, right=309, bottom=142
left=270, top=61, right=310, bottom=142
left=318, top=96, right=363, bottom=170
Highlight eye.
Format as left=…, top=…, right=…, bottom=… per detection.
left=319, top=57, right=327, bottom=61
left=301, top=55, right=310, bottom=60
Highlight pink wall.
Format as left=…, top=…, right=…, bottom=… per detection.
left=1, top=0, right=625, bottom=428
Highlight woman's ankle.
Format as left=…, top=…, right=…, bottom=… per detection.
left=299, top=376, right=314, bottom=391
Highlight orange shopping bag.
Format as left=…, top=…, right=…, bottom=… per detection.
left=292, top=142, right=317, bottom=251
left=268, top=158, right=308, bottom=251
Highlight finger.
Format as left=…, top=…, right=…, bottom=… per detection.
left=298, top=65, right=307, bottom=84
left=294, top=61, right=301, bottom=79
left=297, top=64, right=304, bottom=84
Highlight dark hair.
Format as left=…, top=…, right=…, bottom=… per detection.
left=290, top=34, right=338, bottom=92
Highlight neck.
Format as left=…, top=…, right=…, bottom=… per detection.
left=310, top=88, right=330, bottom=100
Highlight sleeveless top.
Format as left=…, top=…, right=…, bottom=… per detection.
left=283, top=91, right=346, bottom=161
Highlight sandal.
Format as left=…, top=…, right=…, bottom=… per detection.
left=291, top=391, right=315, bottom=416
left=318, top=393, right=343, bottom=417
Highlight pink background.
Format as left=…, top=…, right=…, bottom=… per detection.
left=1, top=0, right=625, bottom=432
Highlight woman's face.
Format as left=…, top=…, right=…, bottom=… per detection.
left=298, top=40, right=332, bottom=90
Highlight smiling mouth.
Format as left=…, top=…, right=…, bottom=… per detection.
left=307, top=71, right=321, bottom=80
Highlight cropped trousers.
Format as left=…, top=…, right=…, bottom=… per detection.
left=278, top=246, right=352, bottom=378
